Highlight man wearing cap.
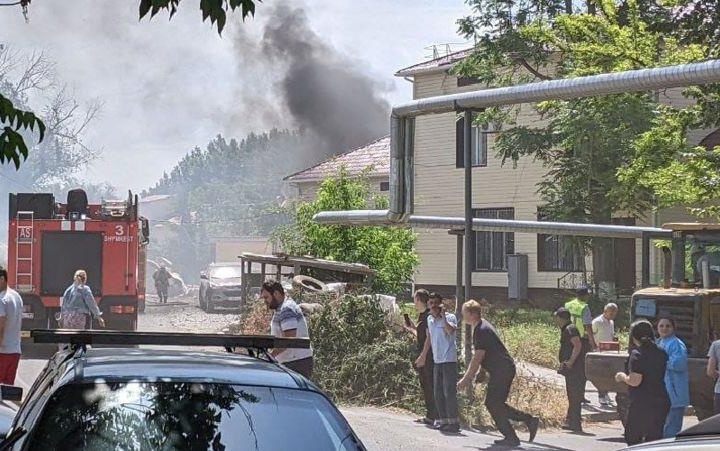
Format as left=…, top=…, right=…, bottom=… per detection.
left=554, top=307, right=586, bottom=432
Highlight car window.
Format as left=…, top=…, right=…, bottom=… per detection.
left=24, top=382, right=362, bottom=450
left=208, top=266, right=243, bottom=278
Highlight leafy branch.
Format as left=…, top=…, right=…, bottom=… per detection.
left=138, top=0, right=260, bottom=35
left=0, top=93, right=45, bottom=168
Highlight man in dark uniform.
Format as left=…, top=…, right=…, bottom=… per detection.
left=554, top=306, right=586, bottom=432
left=403, top=289, right=437, bottom=425
left=458, top=300, right=539, bottom=446
left=153, top=266, right=172, bottom=304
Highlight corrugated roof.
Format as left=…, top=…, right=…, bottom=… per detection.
left=395, top=48, right=473, bottom=77
left=283, top=135, right=390, bottom=183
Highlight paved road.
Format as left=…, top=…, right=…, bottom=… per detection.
left=341, top=406, right=629, bottom=451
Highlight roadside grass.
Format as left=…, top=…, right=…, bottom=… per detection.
left=485, top=309, right=560, bottom=369
left=460, top=373, right=568, bottom=430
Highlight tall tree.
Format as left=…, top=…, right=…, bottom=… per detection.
left=1, top=0, right=261, bottom=165
left=456, top=0, right=706, bottom=297
left=273, top=168, right=419, bottom=295
left=0, top=46, right=100, bottom=191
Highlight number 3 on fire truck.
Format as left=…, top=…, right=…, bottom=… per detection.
left=115, top=225, right=124, bottom=236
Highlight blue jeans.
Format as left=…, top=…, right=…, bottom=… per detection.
left=433, top=361, right=459, bottom=425
left=663, top=407, right=685, bottom=438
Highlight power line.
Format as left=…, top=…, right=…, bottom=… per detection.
left=0, top=2, right=22, bottom=6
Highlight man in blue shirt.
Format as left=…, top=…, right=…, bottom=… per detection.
left=416, top=293, right=459, bottom=433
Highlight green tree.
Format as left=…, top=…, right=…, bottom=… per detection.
left=456, top=0, right=706, bottom=297
left=273, top=168, right=419, bottom=294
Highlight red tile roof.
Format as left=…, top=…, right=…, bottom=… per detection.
left=395, top=48, right=473, bottom=77
left=284, top=135, right=390, bottom=183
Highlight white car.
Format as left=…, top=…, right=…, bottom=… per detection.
left=624, top=415, right=720, bottom=450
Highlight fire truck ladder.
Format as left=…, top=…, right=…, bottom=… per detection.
left=15, top=211, right=35, bottom=293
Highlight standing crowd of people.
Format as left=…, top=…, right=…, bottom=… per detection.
left=405, top=289, right=539, bottom=446
left=4, top=267, right=720, bottom=448
left=402, top=286, right=707, bottom=448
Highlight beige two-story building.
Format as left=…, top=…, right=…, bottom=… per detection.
left=395, top=49, right=716, bottom=304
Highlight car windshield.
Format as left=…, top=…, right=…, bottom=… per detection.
left=26, top=382, right=361, bottom=451
left=209, top=266, right=243, bottom=278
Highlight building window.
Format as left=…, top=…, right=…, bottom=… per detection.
left=536, top=210, right=585, bottom=272
left=456, top=114, right=492, bottom=168
left=474, top=208, right=514, bottom=272
left=457, top=76, right=482, bottom=87
left=379, top=181, right=389, bottom=192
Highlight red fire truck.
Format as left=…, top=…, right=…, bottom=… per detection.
left=7, top=189, right=149, bottom=339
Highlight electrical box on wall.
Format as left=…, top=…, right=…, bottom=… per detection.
left=507, top=254, right=528, bottom=301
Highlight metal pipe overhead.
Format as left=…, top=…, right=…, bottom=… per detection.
left=387, top=60, right=720, bottom=221
left=314, top=59, right=720, bottom=230
left=393, top=60, right=720, bottom=117
left=312, top=210, right=672, bottom=239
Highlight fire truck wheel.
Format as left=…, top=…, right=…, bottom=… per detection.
left=292, top=275, right=327, bottom=293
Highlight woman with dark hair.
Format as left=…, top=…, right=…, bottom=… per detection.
left=656, top=317, right=689, bottom=438
left=615, top=320, right=671, bottom=445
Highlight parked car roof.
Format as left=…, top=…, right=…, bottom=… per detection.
left=70, top=348, right=308, bottom=388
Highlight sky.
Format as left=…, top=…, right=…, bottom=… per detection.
left=0, top=0, right=471, bottom=193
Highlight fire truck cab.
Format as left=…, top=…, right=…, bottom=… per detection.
left=7, top=189, right=149, bottom=339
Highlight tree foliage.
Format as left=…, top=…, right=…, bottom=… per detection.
left=456, top=0, right=717, bottom=291
left=0, top=93, right=44, bottom=168
left=144, top=130, right=320, bottom=280
left=138, top=0, right=259, bottom=34
left=0, top=45, right=102, bottom=235
left=273, top=168, right=419, bottom=294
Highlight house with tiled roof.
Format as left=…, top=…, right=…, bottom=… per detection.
left=283, top=135, right=390, bottom=201
left=395, top=48, right=717, bottom=305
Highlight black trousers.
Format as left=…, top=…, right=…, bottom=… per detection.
left=625, top=399, right=669, bottom=445
left=284, top=357, right=314, bottom=380
left=418, top=359, right=438, bottom=420
left=485, top=366, right=533, bottom=440
left=564, top=370, right=585, bottom=429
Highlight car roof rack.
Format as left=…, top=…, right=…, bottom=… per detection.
left=31, top=329, right=310, bottom=353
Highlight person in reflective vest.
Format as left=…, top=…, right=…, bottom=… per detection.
left=564, top=287, right=597, bottom=351
left=565, top=287, right=596, bottom=405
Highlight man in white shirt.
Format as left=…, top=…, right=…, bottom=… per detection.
left=0, top=269, right=23, bottom=385
left=591, top=303, right=618, bottom=406
left=261, top=279, right=313, bottom=379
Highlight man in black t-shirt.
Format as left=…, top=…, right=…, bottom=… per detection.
left=554, top=307, right=586, bottom=432
left=403, top=289, right=437, bottom=425
left=458, top=300, right=539, bottom=446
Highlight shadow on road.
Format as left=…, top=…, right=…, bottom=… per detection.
left=472, top=442, right=575, bottom=451
left=597, top=437, right=627, bottom=443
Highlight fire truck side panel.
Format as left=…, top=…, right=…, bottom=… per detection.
left=8, top=214, right=142, bottom=333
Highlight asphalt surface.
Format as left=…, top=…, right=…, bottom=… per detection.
left=341, top=406, right=629, bottom=451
